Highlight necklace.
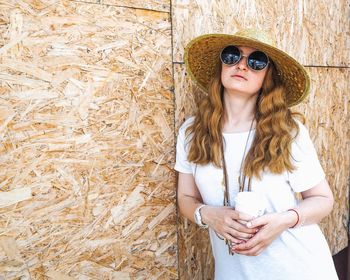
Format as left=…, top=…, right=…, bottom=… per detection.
left=218, top=118, right=255, bottom=255
left=221, top=118, right=255, bottom=204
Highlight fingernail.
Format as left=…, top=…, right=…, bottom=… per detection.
left=246, top=222, right=252, bottom=228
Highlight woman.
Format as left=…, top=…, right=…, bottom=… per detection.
left=175, top=29, right=338, bottom=280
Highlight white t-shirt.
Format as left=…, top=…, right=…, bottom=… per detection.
left=175, top=117, right=338, bottom=280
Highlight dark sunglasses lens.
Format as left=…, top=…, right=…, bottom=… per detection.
left=221, top=46, right=240, bottom=65
left=248, top=51, right=268, bottom=70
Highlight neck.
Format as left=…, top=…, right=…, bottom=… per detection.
left=222, top=90, right=258, bottom=132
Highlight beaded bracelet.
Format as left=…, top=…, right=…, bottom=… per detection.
left=287, top=208, right=300, bottom=228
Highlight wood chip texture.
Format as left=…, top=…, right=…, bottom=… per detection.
left=0, top=0, right=348, bottom=279
left=0, top=1, right=175, bottom=279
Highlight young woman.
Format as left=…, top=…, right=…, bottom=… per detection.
left=175, top=29, right=338, bottom=280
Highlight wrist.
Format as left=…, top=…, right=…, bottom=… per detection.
left=286, top=208, right=300, bottom=228
left=200, top=205, right=210, bottom=225
left=194, top=204, right=209, bottom=228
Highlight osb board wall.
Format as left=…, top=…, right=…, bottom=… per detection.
left=173, top=0, right=349, bottom=279
left=102, top=0, right=170, bottom=12
left=297, top=68, right=349, bottom=252
left=172, top=0, right=349, bottom=65
left=0, top=0, right=349, bottom=280
left=0, top=1, right=175, bottom=279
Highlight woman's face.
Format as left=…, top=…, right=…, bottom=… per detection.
left=221, top=46, right=268, bottom=98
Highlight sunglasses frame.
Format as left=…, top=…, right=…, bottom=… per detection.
left=220, top=45, right=270, bottom=71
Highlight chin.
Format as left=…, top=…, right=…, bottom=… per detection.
left=225, top=88, right=258, bottom=96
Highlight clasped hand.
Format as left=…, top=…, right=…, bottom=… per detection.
left=202, top=207, right=290, bottom=256
left=201, top=206, right=257, bottom=244
left=231, top=212, right=291, bottom=256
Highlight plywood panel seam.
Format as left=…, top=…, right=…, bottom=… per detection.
left=100, top=1, right=170, bottom=14
left=72, top=0, right=102, bottom=5
left=71, top=0, right=171, bottom=13
left=304, top=65, right=350, bottom=68
left=170, top=0, right=180, bottom=279
left=173, top=62, right=350, bottom=68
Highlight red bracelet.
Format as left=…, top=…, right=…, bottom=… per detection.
left=287, top=208, right=300, bottom=228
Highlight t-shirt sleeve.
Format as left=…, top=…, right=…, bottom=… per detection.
left=288, top=121, right=326, bottom=193
left=174, top=117, right=194, bottom=174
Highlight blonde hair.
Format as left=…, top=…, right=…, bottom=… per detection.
left=186, top=62, right=303, bottom=179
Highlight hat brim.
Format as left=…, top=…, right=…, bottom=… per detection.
left=184, top=34, right=310, bottom=107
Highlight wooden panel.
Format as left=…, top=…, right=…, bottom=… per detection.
left=102, top=0, right=170, bottom=12
left=0, top=1, right=175, bottom=279
left=75, top=0, right=100, bottom=3
left=172, top=0, right=349, bottom=66
left=296, top=67, right=350, bottom=254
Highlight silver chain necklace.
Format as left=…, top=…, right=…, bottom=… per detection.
left=218, top=118, right=255, bottom=255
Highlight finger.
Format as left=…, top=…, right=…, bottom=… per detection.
left=217, top=229, right=243, bottom=245
left=232, top=245, right=262, bottom=256
left=233, top=242, right=264, bottom=256
left=246, top=215, right=269, bottom=229
left=233, top=211, right=254, bottom=222
left=231, top=238, right=260, bottom=251
left=233, top=221, right=259, bottom=234
left=223, top=232, right=244, bottom=245
left=227, top=226, right=255, bottom=240
left=233, top=231, right=262, bottom=250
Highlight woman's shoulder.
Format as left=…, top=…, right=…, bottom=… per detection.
left=291, top=118, right=315, bottom=151
left=178, top=116, right=195, bottom=134
left=293, top=118, right=310, bottom=139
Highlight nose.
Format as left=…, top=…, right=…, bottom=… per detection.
left=236, top=55, right=248, bottom=71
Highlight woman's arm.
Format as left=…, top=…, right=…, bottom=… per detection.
left=232, top=178, right=334, bottom=256
left=177, top=172, right=257, bottom=244
left=177, top=172, right=204, bottom=223
left=296, top=178, right=334, bottom=225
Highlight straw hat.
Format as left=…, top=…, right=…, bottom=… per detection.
left=184, top=28, right=310, bottom=107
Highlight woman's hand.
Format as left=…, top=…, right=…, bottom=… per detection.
left=201, top=206, right=258, bottom=244
left=231, top=211, right=297, bottom=256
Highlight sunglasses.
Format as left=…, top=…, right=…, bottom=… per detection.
left=220, top=45, right=269, bottom=71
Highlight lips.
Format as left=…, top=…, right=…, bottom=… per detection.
left=231, top=74, right=247, bottom=80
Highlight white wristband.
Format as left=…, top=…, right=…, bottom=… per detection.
left=194, top=204, right=208, bottom=228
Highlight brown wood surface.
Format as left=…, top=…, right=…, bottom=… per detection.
left=172, top=0, right=349, bottom=66
left=0, top=1, right=175, bottom=279
left=0, top=0, right=348, bottom=279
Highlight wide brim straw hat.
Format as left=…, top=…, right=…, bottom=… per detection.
left=184, top=28, right=310, bottom=107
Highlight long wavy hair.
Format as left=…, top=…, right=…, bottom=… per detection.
left=186, top=61, right=304, bottom=179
